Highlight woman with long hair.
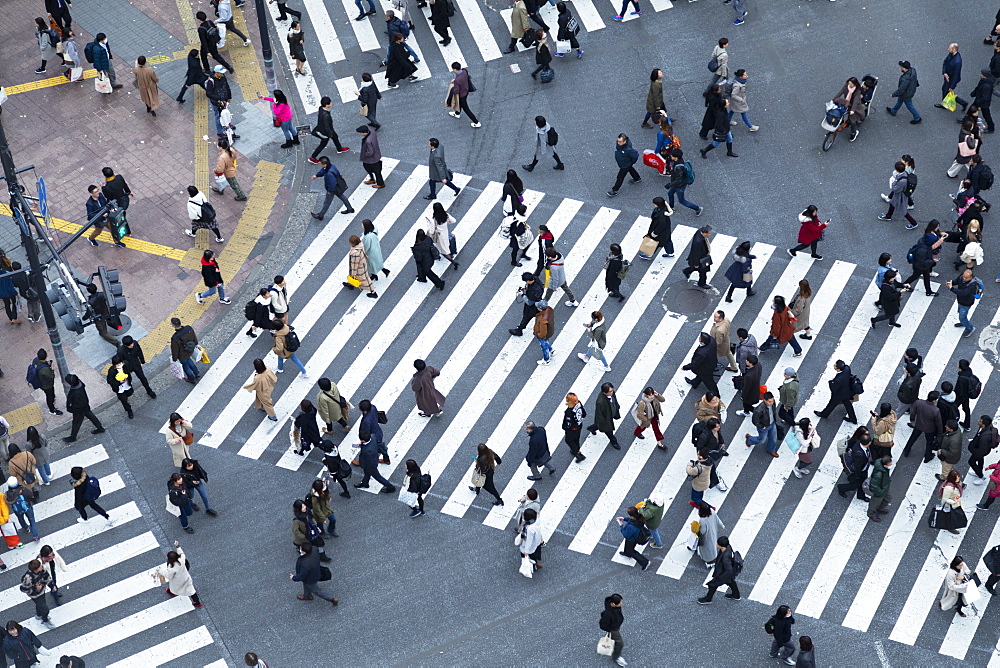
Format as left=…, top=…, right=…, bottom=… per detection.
left=760, top=295, right=802, bottom=356
left=404, top=459, right=427, bottom=518
left=214, top=137, right=247, bottom=201
left=790, top=279, right=813, bottom=339
left=502, top=169, right=526, bottom=216
left=310, top=478, right=336, bottom=536
left=939, top=555, right=972, bottom=616
left=24, top=426, right=50, bottom=486
left=425, top=202, right=459, bottom=269
left=165, top=412, right=193, bottom=467
left=155, top=540, right=202, bottom=607
left=604, top=243, right=625, bottom=302
left=469, top=443, right=503, bottom=506
left=343, top=235, right=377, bottom=298
left=260, top=89, right=297, bottom=148
left=243, top=358, right=278, bottom=422
left=870, top=402, right=897, bottom=461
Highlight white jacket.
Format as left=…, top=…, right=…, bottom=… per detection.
left=154, top=546, right=196, bottom=596
left=187, top=191, right=208, bottom=222
left=521, top=521, right=543, bottom=555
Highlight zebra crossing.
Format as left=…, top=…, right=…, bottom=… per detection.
left=168, top=160, right=1000, bottom=661
left=0, top=445, right=223, bottom=667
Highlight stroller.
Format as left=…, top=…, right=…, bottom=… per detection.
left=822, top=75, right=878, bottom=151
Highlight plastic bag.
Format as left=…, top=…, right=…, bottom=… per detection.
left=519, top=555, right=534, bottom=578
left=199, top=346, right=211, bottom=364
left=169, top=360, right=184, bottom=379
left=942, top=91, right=957, bottom=112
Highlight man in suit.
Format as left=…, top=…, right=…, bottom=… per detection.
left=682, top=225, right=712, bottom=288
left=425, top=138, right=460, bottom=200
left=698, top=535, right=740, bottom=603
left=683, top=332, right=720, bottom=396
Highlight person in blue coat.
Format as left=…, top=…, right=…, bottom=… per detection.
left=357, top=400, right=387, bottom=463
left=723, top=241, right=757, bottom=303
left=524, top=421, right=555, bottom=480
left=362, top=219, right=390, bottom=281
left=310, top=157, right=354, bottom=219
left=936, top=43, right=967, bottom=113
left=607, top=133, right=641, bottom=197
left=354, top=429, right=395, bottom=493
left=0, top=268, right=18, bottom=323
left=3, top=621, right=48, bottom=667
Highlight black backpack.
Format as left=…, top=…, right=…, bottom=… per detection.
left=199, top=200, right=217, bottom=222
left=244, top=300, right=257, bottom=321
left=84, top=41, right=96, bottom=63
left=764, top=616, right=776, bottom=636
left=636, top=524, right=651, bottom=545
left=980, top=164, right=994, bottom=190
left=419, top=473, right=432, bottom=494
left=904, top=172, right=918, bottom=196
left=691, top=421, right=706, bottom=446
left=968, top=373, right=983, bottom=400
left=850, top=374, right=864, bottom=396
left=284, top=327, right=301, bottom=352
left=731, top=549, right=744, bottom=576
left=906, top=243, right=922, bottom=264
left=201, top=22, right=220, bottom=42
left=47, top=29, right=60, bottom=48
left=546, top=126, right=558, bottom=146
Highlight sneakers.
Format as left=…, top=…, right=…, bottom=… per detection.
left=748, top=125, right=759, bottom=131
left=565, top=300, right=579, bottom=307
left=696, top=207, right=704, bottom=216
left=184, top=230, right=196, bottom=238
left=613, top=14, right=623, bottom=20
left=408, top=508, right=421, bottom=518
left=307, top=157, right=321, bottom=164
left=195, top=293, right=204, bottom=305
left=733, top=17, right=745, bottom=25
left=471, top=122, right=482, bottom=128
left=697, top=596, right=712, bottom=604
left=876, top=215, right=891, bottom=221
left=448, top=111, right=460, bottom=118
left=34, top=68, right=46, bottom=74
left=615, top=658, right=629, bottom=667
left=577, top=353, right=590, bottom=363
left=88, top=238, right=99, bottom=247
left=536, top=359, right=551, bottom=366
left=603, top=364, right=612, bottom=372
left=219, top=298, right=232, bottom=304
left=904, top=222, right=918, bottom=230
left=880, top=193, right=891, bottom=203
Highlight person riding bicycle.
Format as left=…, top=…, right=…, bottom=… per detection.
left=834, top=76, right=867, bottom=141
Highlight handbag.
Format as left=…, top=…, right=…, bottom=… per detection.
left=539, top=67, right=555, bottom=84
left=555, top=39, right=571, bottom=54
left=518, top=555, right=534, bottom=578
left=169, top=360, right=184, bottom=379
left=172, top=426, right=195, bottom=447
left=742, top=271, right=752, bottom=282
left=597, top=632, right=614, bottom=656
left=516, top=227, right=534, bottom=250
left=398, top=488, right=419, bottom=506
left=470, top=468, right=487, bottom=488
left=95, top=73, right=112, bottom=94
left=346, top=275, right=361, bottom=287
left=514, top=532, right=523, bottom=547
left=165, top=493, right=181, bottom=517
left=712, top=130, right=727, bottom=142
left=359, top=103, right=369, bottom=117
left=273, top=116, right=282, bottom=127
left=69, top=66, right=84, bottom=81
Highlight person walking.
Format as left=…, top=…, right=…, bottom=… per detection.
left=699, top=98, right=738, bottom=158
left=36, top=545, right=65, bottom=607
left=167, top=473, right=196, bottom=533
left=354, top=428, right=395, bottom=492
left=979, top=459, right=1000, bottom=510
left=698, top=535, right=740, bottom=602
left=194, top=249, right=231, bottom=305
left=903, top=391, right=943, bottom=461
left=0, top=269, right=18, bottom=324
left=310, top=156, right=354, bottom=219
left=505, top=0, right=530, bottom=53
left=599, top=594, right=627, bottom=666
left=684, top=332, right=721, bottom=396
left=260, top=90, right=298, bottom=148
left=175, top=49, right=205, bottom=103
left=185, top=186, right=225, bottom=242
left=554, top=2, right=583, bottom=59
left=343, top=235, right=378, bottom=298
left=695, top=391, right=726, bottom=424
left=736, top=354, right=762, bottom=416
left=562, top=392, right=587, bottom=462
left=180, top=457, right=216, bottom=516
left=272, top=319, right=307, bottom=376
left=745, top=392, right=780, bottom=457
left=24, top=428, right=50, bottom=487
left=169, top=317, right=201, bottom=384
left=6, top=477, right=38, bottom=541
left=359, top=220, right=390, bottom=283
left=19, top=560, right=53, bottom=627
left=814, top=360, right=858, bottom=424
left=968, top=415, right=997, bottom=483
left=308, top=97, right=348, bottom=163
left=759, top=295, right=802, bottom=357
left=641, top=69, right=665, bottom=128
left=936, top=420, right=964, bottom=481
left=165, top=413, right=193, bottom=466
left=447, top=63, right=481, bottom=126
left=89, top=33, right=123, bottom=89
left=633, top=387, right=666, bottom=448
left=766, top=606, right=796, bottom=665
left=412, top=359, right=445, bottom=417
left=728, top=70, right=759, bottom=131
left=45, top=0, right=72, bottom=34
left=947, top=123, right=980, bottom=181
left=938, top=470, right=968, bottom=535
left=939, top=555, right=973, bottom=615
left=212, top=138, right=247, bottom=201
left=289, top=542, right=337, bottom=605
left=425, top=138, right=461, bottom=200
left=789, top=416, right=818, bottom=478
left=870, top=402, right=897, bottom=461
left=682, top=225, right=713, bottom=288
left=502, top=169, right=526, bottom=215
left=837, top=433, right=872, bottom=501
left=523, top=115, right=564, bottom=171
left=887, top=60, right=921, bottom=124
left=513, top=488, right=540, bottom=534
left=509, top=272, right=542, bottom=335
left=216, top=0, right=249, bottom=46
left=106, top=354, right=135, bottom=419
left=84, top=184, right=110, bottom=248
left=70, top=467, right=111, bottom=525
left=709, top=37, right=729, bottom=86
left=867, top=455, right=893, bottom=523
left=788, top=205, right=827, bottom=259
left=155, top=541, right=202, bottom=606
left=112, top=337, right=152, bottom=399
left=529, top=30, right=551, bottom=81
left=244, top=289, right=273, bottom=339
left=790, top=279, right=813, bottom=339
left=644, top=197, right=674, bottom=258
left=412, top=229, right=445, bottom=291
left=286, top=21, right=307, bottom=75
left=723, top=241, right=756, bottom=302
left=948, top=268, right=981, bottom=338
left=132, top=56, right=159, bottom=116
left=902, top=233, right=939, bottom=294
left=402, top=459, right=428, bottom=518
left=357, top=73, right=381, bottom=129
left=542, top=247, right=578, bottom=306
left=29, top=350, right=62, bottom=415
left=778, top=367, right=800, bottom=426
left=617, top=506, right=650, bottom=569
left=507, top=214, right=532, bottom=267
left=429, top=0, right=452, bottom=45
left=205, top=66, right=233, bottom=138
left=357, top=126, right=385, bottom=189
left=2, top=621, right=50, bottom=667
left=686, top=451, right=713, bottom=504
left=589, top=382, right=622, bottom=450
left=607, top=133, right=641, bottom=197
left=604, top=243, right=627, bottom=302
left=692, top=502, right=726, bottom=566
left=243, top=359, right=278, bottom=422
left=524, top=421, right=556, bottom=480
left=970, top=68, right=996, bottom=133
left=61, top=375, right=104, bottom=443
left=425, top=202, right=459, bottom=269
left=383, top=10, right=417, bottom=64
left=268, top=275, right=290, bottom=324
left=666, top=149, right=702, bottom=215
left=316, top=378, right=350, bottom=435
left=100, top=166, right=132, bottom=219
left=532, top=300, right=555, bottom=366
left=576, top=311, right=611, bottom=372
left=385, top=33, right=418, bottom=88
left=936, top=43, right=967, bottom=113
left=469, top=443, right=503, bottom=505
left=196, top=11, right=233, bottom=73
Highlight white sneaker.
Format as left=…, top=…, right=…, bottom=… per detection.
left=243, top=40, right=251, bottom=47
left=577, top=353, right=590, bottom=363
left=729, top=120, right=737, bottom=125
left=76, top=518, right=86, bottom=524
left=565, top=300, right=579, bottom=307
left=184, top=230, right=196, bottom=238
left=448, top=111, right=460, bottom=118
left=748, top=125, right=759, bottom=131
left=616, top=658, right=628, bottom=667
left=276, top=368, right=284, bottom=373
left=603, top=365, right=612, bottom=372
left=973, top=475, right=987, bottom=485
left=537, top=359, right=551, bottom=366
left=801, top=468, right=811, bottom=475
left=735, top=410, right=749, bottom=417
left=195, top=293, right=204, bottom=304
left=880, top=193, right=890, bottom=203
left=791, top=468, right=802, bottom=479
left=470, top=122, right=482, bottom=128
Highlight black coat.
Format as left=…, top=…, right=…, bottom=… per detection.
left=647, top=207, right=671, bottom=243
left=712, top=107, right=729, bottom=135
left=358, top=83, right=381, bottom=114
left=955, top=369, right=974, bottom=402
left=687, top=233, right=710, bottom=269
left=293, top=547, right=321, bottom=584
left=599, top=597, right=624, bottom=632
left=117, top=341, right=147, bottom=369
left=525, top=427, right=551, bottom=466
left=877, top=280, right=903, bottom=317
left=536, top=43, right=552, bottom=67
left=65, top=381, right=91, bottom=414
left=741, top=363, right=762, bottom=406
left=772, top=615, right=795, bottom=644
left=708, top=548, right=736, bottom=586
left=184, top=53, right=205, bottom=86
left=556, top=9, right=576, bottom=41
left=828, top=367, right=853, bottom=403
left=430, top=0, right=450, bottom=26
left=314, top=107, right=335, bottom=138
left=973, top=76, right=996, bottom=108
left=386, top=42, right=417, bottom=85
left=411, top=236, right=436, bottom=271
left=685, top=343, right=716, bottom=378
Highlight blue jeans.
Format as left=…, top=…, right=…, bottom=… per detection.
left=667, top=185, right=699, bottom=211
left=198, top=284, right=227, bottom=301
left=36, top=462, right=51, bottom=484
left=212, top=105, right=223, bottom=135
left=711, top=131, right=734, bottom=147
left=180, top=357, right=199, bottom=382
left=178, top=501, right=194, bottom=528
left=538, top=338, right=552, bottom=361
left=747, top=422, right=778, bottom=453
left=581, top=344, right=609, bottom=366
left=280, top=120, right=295, bottom=141
left=890, top=97, right=921, bottom=121
left=733, top=0, right=746, bottom=17
left=649, top=526, right=662, bottom=547
left=14, top=508, right=38, bottom=539
left=386, top=41, right=418, bottom=63
left=278, top=353, right=307, bottom=374
left=728, top=110, right=753, bottom=127
left=691, top=488, right=704, bottom=505
left=190, top=481, right=212, bottom=511
left=354, top=0, right=375, bottom=12
left=958, top=304, right=973, bottom=332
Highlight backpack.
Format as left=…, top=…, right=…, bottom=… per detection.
left=284, top=327, right=301, bottom=352
left=730, top=549, right=744, bottom=576
left=968, top=373, right=983, bottom=400
left=83, top=476, right=102, bottom=501
left=201, top=22, right=221, bottom=42
left=547, top=126, right=558, bottom=146
left=721, top=79, right=735, bottom=98
left=682, top=160, right=695, bottom=185
left=980, top=164, right=994, bottom=190
left=708, top=56, right=720, bottom=73
left=906, top=243, right=922, bottom=265
left=904, top=172, right=918, bottom=196
left=25, top=359, right=43, bottom=390
left=47, top=29, right=60, bottom=48
left=617, top=258, right=631, bottom=280
left=244, top=300, right=257, bottom=321
left=763, top=616, right=776, bottom=636
left=636, top=524, right=652, bottom=545
left=419, top=473, right=432, bottom=494
left=195, top=199, right=217, bottom=222
left=850, top=374, right=864, bottom=396
left=398, top=19, right=411, bottom=37
left=691, top=421, right=706, bottom=446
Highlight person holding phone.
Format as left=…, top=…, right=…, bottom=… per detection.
left=787, top=205, right=827, bottom=260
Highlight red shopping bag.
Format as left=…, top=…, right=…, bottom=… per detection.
left=642, top=149, right=667, bottom=175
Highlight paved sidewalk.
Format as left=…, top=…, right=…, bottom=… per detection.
left=0, top=0, right=296, bottom=437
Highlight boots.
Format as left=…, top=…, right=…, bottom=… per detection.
left=553, top=153, right=564, bottom=170
left=726, top=142, right=738, bottom=157
left=329, top=520, right=339, bottom=537
left=522, top=159, right=538, bottom=172
left=700, top=144, right=715, bottom=158
left=292, top=135, right=301, bottom=145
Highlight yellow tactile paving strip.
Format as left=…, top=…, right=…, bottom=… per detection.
left=3, top=53, right=184, bottom=96
left=2, top=403, right=43, bottom=435
left=228, top=8, right=267, bottom=103
left=0, top=205, right=187, bottom=261
left=141, top=160, right=283, bottom=357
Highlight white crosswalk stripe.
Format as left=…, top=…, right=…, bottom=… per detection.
left=162, top=163, right=1000, bottom=661
left=0, top=446, right=224, bottom=667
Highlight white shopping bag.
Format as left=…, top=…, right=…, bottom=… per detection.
left=518, top=555, right=533, bottom=578
left=556, top=39, right=571, bottom=54
left=69, top=67, right=84, bottom=81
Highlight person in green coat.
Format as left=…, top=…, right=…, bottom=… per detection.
left=361, top=219, right=390, bottom=281
left=588, top=382, right=621, bottom=449
left=642, top=68, right=666, bottom=128
left=638, top=494, right=665, bottom=548
left=778, top=367, right=799, bottom=427
left=867, top=456, right=892, bottom=522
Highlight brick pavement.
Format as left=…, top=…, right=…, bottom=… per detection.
left=0, top=0, right=295, bottom=438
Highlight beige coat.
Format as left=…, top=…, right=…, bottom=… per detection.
left=941, top=483, right=962, bottom=508
left=872, top=412, right=897, bottom=446
left=710, top=318, right=731, bottom=357
left=510, top=1, right=530, bottom=38
left=348, top=246, right=374, bottom=292
left=7, top=452, right=38, bottom=491
left=215, top=149, right=238, bottom=178
left=271, top=324, right=295, bottom=359
left=317, top=384, right=347, bottom=426
left=939, top=564, right=972, bottom=610
left=165, top=419, right=193, bottom=467
left=686, top=459, right=712, bottom=492
left=635, top=393, right=665, bottom=429
left=134, top=63, right=160, bottom=111
left=155, top=546, right=196, bottom=596
left=694, top=396, right=725, bottom=423
left=243, top=368, right=277, bottom=402
left=791, top=293, right=812, bottom=332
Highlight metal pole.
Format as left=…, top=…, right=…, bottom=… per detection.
left=253, top=0, right=276, bottom=93
left=0, top=111, right=71, bottom=381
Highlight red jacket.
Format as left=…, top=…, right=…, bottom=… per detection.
left=770, top=307, right=795, bottom=344
left=797, top=213, right=827, bottom=244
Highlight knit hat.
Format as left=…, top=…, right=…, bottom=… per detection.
left=536, top=300, right=549, bottom=309
left=784, top=367, right=796, bottom=377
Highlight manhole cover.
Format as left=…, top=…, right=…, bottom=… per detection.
left=661, top=281, right=720, bottom=321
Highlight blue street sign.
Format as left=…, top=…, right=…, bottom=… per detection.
left=37, top=177, right=47, bottom=218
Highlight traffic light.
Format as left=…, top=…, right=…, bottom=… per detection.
left=44, top=283, right=84, bottom=334
left=97, top=266, right=126, bottom=329
left=107, top=205, right=130, bottom=243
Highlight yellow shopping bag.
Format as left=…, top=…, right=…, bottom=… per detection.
left=346, top=275, right=361, bottom=288
left=200, top=347, right=211, bottom=364
left=942, top=91, right=957, bottom=112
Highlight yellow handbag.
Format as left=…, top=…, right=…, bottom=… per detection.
left=346, top=276, right=361, bottom=288
left=200, top=347, right=211, bottom=364
left=690, top=520, right=701, bottom=534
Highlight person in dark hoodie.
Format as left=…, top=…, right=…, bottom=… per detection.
left=607, top=133, right=641, bottom=198
left=411, top=228, right=445, bottom=290
left=902, top=233, right=939, bottom=297
left=62, top=375, right=104, bottom=443
left=767, top=605, right=796, bottom=662
left=599, top=593, right=626, bottom=666
left=970, top=69, right=996, bottom=133
left=954, top=358, right=976, bottom=429
left=523, top=421, right=555, bottom=480
left=290, top=542, right=338, bottom=605
left=175, top=49, right=205, bottom=103
left=645, top=197, right=674, bottom=258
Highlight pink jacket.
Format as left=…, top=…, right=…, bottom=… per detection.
left=263, top=98, right=293, bottom=123
left=988, top=462, right=1000, bottom=499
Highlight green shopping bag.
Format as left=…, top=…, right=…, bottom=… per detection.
left=942, top=91, right=958, bottom=112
